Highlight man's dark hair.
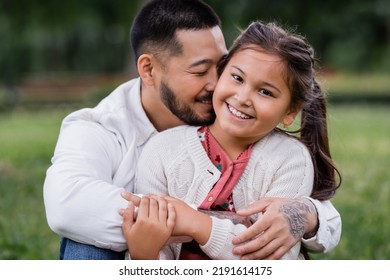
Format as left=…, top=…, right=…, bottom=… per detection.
left=130, top=0, right=221, bottom=62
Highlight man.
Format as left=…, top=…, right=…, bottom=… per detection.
left=43, top=0, right=341, bottom=260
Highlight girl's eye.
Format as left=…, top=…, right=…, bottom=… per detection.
left=232, top=74, right=243, bottom=83
left=259, top=89, right=273, bottom=97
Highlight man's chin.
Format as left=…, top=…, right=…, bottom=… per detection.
left=185, top=113, right=215, bottom=126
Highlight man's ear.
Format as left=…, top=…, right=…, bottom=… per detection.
left=137, top=54, right=159, bottom=86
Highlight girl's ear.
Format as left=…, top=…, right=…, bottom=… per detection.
left=281, top=115, right=295, bottom=128
left=282, top=103, right=303, bottom=128
left=137, top=54, right=160, bottom=86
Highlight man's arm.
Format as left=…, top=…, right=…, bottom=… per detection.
left=43, top=122, right=130, bottom=252
left=231, top=197, right=341, bottom=259
left=301, top=197, right=341, bottom=253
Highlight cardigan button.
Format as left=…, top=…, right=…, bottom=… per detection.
left=208, top=196, right=213, bottom=202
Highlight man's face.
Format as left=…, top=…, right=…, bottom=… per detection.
left=159, top=26, right=227, bottom=126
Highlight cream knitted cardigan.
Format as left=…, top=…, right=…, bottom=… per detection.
left=134, top=125, right=314, bottom=260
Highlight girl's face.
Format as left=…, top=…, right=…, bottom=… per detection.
left=212, top=46, right=298, bottom=144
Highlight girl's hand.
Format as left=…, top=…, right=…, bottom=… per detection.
left=149, top=195, right=212, bottom=246
left=121, top=196, right=176, bottom=259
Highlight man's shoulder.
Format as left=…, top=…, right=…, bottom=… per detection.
left=57, top=78, right=148, bottom=146
left=62, top=78, right=141, bottom=123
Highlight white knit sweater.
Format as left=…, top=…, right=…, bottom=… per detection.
left=134, top=125, right=314, bottom=259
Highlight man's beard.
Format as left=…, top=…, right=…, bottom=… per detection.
left=160, top=81, right=215, bottom=126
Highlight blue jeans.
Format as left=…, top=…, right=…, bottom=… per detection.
left=59, top=237, right=126, bottom=260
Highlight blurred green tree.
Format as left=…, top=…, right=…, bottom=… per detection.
left=207, top=0, right=390, bottom=73
left=0, top=0, right=388, bottom=92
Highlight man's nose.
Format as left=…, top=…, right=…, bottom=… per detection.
left=204, top=67, right=218, bottom=92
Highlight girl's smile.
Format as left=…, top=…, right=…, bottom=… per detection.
left=226, top=102, right=253, bottom=120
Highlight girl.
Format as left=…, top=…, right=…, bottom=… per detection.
left=122, top=21, right=341, bottom=260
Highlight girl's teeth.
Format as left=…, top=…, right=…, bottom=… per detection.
left=228, top=104, right=251, bottom=119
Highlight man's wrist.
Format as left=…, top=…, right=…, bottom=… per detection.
left=302, top=198, right=319, bottom=239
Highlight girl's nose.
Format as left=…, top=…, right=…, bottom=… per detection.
left=235, top=87, right=252, bottom=107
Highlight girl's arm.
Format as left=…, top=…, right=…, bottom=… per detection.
left=197, top=139, right=315, bottom=260
left=158, top=195, right=245, bottom=259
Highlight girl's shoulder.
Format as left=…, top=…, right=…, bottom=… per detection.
left=143, top=125, right=199, bottom=154
left=150, top=124, right=197, bottom=141
left=253, top=130, right=311, bottom=160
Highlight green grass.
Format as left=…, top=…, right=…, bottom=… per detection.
left=319, top=72, right=390, bottom=96
left=0, top=105, right=389, bottom=259
left=0, top=108, right=74, bottom=259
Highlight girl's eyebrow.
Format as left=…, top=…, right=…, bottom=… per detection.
left=231, top=65, right=281, bottom=94
left=232, top=65, right=245, bottom=74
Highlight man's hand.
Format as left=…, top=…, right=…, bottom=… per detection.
left=120, top=196, right=175, bottom=260
left=121, top=192, right=142, bottom=207
left=232, top=197, right=318, bottom=260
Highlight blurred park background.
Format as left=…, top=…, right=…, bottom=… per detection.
left=0, top=0, right=389, bottom=259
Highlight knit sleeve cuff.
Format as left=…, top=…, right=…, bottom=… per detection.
left=200, top=216, right=244, bottom=259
